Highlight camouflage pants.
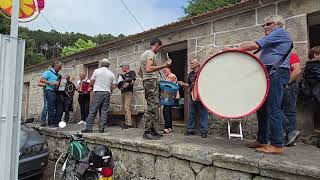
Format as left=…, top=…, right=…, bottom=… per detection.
left=143, top=78, right=160, bottom=131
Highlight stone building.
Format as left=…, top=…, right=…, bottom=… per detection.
left=23, top=0, right=320, bottom=137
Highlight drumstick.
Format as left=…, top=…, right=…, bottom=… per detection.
left=166, top=53, right=170, bottom=60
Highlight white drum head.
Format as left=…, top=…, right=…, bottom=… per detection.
left=197, top=50, right=269, bottom=118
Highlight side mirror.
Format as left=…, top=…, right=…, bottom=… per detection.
left=25, top=117, right=34, bottom=124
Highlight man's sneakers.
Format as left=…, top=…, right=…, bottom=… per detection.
left=256, top=145, right=284, bottom=155
left=99, top=127, right=105, bottom=133
left=81, top=129, right=92, bottom=133
left=122, top=124, right=134, bottom=129
left=77, top=120, right=86, bottom=125
left=151, top=128, right=163, bottom=137
left=286, top=130, right=300, bottom=147
left=143, top=131, right=161, bottom=140
left=201, top=133, right=208, bottom=138
left=184, top=131, right=195, bottom=136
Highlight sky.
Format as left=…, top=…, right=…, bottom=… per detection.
left=20, top=0, right=189, bottom=36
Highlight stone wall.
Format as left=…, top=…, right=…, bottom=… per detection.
left=36, top=127, right=320, bottom=180
left=23, top=0, right=320, bottom=136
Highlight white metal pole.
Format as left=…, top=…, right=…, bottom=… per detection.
left=0, top=0, right=22, bottom=179
left=10, top=0, right=19, bottom=38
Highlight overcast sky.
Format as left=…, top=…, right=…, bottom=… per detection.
left=20, top=0, right=188, bottom=36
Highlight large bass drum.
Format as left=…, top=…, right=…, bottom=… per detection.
left=196, top=50, right=269, bottom=118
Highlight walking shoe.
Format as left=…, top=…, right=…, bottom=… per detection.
left=122, top=124, right=134, bottom=129
left=256, top=145, right=284, bottom=155
left=286, top=130, right=300, bottom=147
left=48, top=125, right=57, bottom=129
left=201, top=133, right=208, bottom=138
left=77, top=120, right=86, bottom=125
left=246, top=140, right=268, bottom=148
left=151, top=128, right=163, bottom=137
left=143, top=131, right=161, bottom=140
left=99, top=127, right=105, bottom=133
left=162, top=129, right=170, bottom=134
left=81, top=129, right=92, bottom=133
left=184, top=131, right=195, bottom=136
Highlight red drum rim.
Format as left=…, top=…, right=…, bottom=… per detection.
left=195, top=50, right=270, bottom=119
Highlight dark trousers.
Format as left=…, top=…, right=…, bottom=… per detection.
left=85, top=91, right=111, bottom=130
left=257, top=68, right=290, bottom=148
left=78, top=93, right=90, bottom=121
left=282, top=82, right=298, bottom=134
left=63, top=97, right=73, bottom=123
left=163, top=105, right=173, bottom=129
left=45, top=90, right=63, bottom=126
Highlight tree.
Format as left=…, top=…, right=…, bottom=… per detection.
left=1, top=14, right=125, bottom=67
left=61, top=38, right=97, bottom=57
left=183, top=0, right=239, bottom=17
left=0, top=15, right=10, bottom=34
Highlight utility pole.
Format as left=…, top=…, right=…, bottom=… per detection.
left=0, top=0, right=25, bottom=179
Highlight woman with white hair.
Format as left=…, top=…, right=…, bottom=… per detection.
left=223, top=14, right=293, bottom=155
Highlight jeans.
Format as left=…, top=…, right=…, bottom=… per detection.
left=78, top=93, right=90, bottom=121
left=163, top=105, right=173, bottom=129
left=257, top=68, right=290, bottom=148
left=282, top=82, right=298, bottom=134
left=187, top=98, right=208, bottom=134
left=85, top=91, right=110, bottom=130
left=45, top=90, right=64, bottom=126
left=63, top=96, right=73, bottom=123
left=40, top=93, right=48, bottom=126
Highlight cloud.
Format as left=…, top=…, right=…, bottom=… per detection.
left=20, top=0, right=187, bottom=36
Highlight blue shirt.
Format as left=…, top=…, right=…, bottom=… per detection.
left=41, top=68, right=59, bottom=90
left=256, top=28, right=292, bottom=69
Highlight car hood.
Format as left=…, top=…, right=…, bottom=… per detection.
left=20, top=123, right=45, bottom=149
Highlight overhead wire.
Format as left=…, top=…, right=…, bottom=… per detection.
left=119, top=0, right=145, bottom=32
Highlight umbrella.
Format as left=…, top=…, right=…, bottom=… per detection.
left=0, top=0, right=44, bottom=21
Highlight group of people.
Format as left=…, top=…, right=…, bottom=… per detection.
left=39, top=59, right=137, bottom=133
left=39, top=14, right=320, bottom=155
left=137, top=14, right=319, bottom=155
left=39, top=62, right=76, bottom=128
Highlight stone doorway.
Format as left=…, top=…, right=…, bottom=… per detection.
left=307, top=11, right=320, bottom=131
left=161, top=42, right=188, bottom=126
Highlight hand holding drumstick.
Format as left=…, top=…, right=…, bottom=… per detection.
left=164, top=53, right=172, bottom=67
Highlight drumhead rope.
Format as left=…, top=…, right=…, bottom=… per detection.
left=196, top=50, right=270, bottom=118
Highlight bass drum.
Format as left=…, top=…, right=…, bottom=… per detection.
left=196, top=50, right=269, bottom=118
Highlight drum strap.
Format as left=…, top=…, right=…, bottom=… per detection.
left=254, top=43, right=293, bottom=75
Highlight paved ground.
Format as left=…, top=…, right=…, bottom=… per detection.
left=32, top=123, right=320, bottom=179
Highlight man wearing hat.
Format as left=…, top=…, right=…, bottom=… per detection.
left=82, top=59, right=116, bottom=133
left=119, top=63, right=136, bottom=129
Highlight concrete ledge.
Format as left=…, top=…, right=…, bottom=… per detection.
left=32, top=124, right=320, bottom=180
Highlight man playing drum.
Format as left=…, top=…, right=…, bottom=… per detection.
left=224, top=15, right=292, bottom=155
left=180, top=59, right=209, bottom=138
left=138, top=38, right=172, bottom=140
